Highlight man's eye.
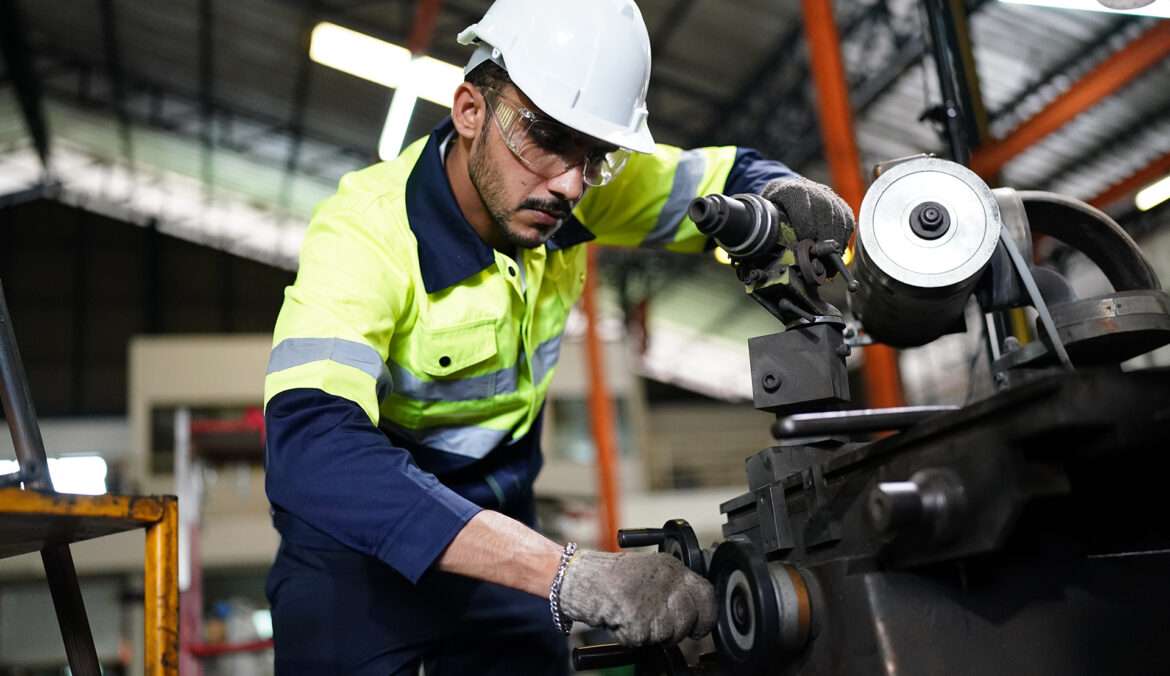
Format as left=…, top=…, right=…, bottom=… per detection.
left=529, top=126, right=576, bottom=153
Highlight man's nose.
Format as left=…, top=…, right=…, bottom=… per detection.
left=546, top=164, right=585, bottom=203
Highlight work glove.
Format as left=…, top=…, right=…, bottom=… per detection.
left=559, top=550, right=717, bottom=646
left=760, top=176, right=855, bottom=246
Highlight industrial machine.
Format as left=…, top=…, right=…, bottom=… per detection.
left=571, top=155, right=1170, bottom=674
left=572, top=0, right=1169, bottom=669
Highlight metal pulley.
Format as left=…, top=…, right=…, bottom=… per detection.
left=852, top=157, right=1002, bottom=347
left=709, top=540, right=814, bottom=676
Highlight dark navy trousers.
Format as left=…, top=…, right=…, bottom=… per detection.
left=266, top=503, right=570, bottom=675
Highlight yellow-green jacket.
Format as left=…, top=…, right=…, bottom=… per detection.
left=263, top=118, right=794, bottom=582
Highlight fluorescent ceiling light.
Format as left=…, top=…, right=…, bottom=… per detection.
left=379, top=74, right=419, bottom=160
left=998, top=0, right=1170, bottom=17
left=0, top=456, right=108, bottom=495
left=1135, top=174, right=1170, bottom=211
left=309, top=22, right=464, bottom=108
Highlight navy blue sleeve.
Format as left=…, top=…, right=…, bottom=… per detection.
left=723, top=147, right=798, bottom=195
left=264, top=388, right=482, bottom=583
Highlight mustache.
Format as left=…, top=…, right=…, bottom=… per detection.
left=518, top=198, right=572, bottom=220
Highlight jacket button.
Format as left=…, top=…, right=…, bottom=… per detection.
left=439, top=355, right=452, bottom=368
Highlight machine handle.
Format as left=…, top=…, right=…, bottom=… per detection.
left=571, top=643, right=645, bottom=670
left=618, top=528, right=666, bottom=548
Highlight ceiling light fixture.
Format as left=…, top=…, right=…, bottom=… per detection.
left=310, top=22, right=466, bottom=160
left=1135, top=174, right=1170, bottom=212
left=998, top=0, right=1170, bottom=17
left=309, top=22, right=463, bottom=107
left=378, top=61, right=420, bottom=160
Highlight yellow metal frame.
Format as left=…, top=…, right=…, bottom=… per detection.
left=0, top=488, right=179, bottom=675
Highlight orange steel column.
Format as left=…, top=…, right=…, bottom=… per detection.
left=145, top=497, right=179, bottom=676
left=972, top=21, right=1170, bottom=178
left=802, top=0, right=904, bottom=408
left=406, top=0, right=442, bottom=54
left=582, top=248, right=621, bottom=551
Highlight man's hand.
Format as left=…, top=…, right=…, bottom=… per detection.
left=558, top=550, right=716, bottom=646
left=760, top=176, right=855, bottom=246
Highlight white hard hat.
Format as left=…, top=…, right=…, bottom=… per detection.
left=457, top=0, right=655, bottom=154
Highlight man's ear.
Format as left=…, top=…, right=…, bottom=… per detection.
left=451, top=83, right=485, bottom=141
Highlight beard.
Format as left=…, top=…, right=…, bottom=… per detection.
left=469, top=138, right=572, bottom=250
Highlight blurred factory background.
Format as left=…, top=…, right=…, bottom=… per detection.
left=0, top=0, right=1168, bottom=673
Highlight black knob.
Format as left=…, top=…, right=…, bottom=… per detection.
left=868, top=481, right=923, bottom=534
left=618, top=528, right=666, bottom=548
left=867, top=469, right=967, bottom=543
left=909, top=201, right=951, bottom=240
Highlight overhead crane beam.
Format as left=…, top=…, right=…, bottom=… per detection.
left=971, top=21, right=1170, bottom=178
left=1090, top=150, right=1170, bottom=211
left=988, top=16, right=1138, bottom=133
left=1038, top=97, right=1170, bottom=196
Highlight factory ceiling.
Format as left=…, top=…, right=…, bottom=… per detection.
left=1, top=0, right=1168, bottom=399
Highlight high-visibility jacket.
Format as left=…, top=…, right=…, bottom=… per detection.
left=264, top=118, right=794, bottom=583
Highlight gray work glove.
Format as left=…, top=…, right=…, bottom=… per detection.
left=760, top=176, right=855, bottom=245
left=559, top=550, right=717, bottom=646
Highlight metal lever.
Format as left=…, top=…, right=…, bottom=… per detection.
left=773, top=405, right=959, bottom=439
left=814, top=239, right=860, bottom=292
left=572, top=643, right=648, bottom=670
left=572, top=643, right=694, bottom=675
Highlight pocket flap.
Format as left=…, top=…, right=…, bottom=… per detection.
left=418, top=318, right=499, bottom=377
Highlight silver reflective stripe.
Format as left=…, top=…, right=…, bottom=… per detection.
left=268, top=337, right=393, bottom=399
left=643, top=149, right=707, bottom=248
left=532, top=333, right=564, bottom=385
left=388, top=361, right=518, bottom=402
left=389, top=332, right=565, bottom=402
left=391, top=423, right=513, bottom=459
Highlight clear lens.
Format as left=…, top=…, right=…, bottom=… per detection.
left=487, top=90, right=628, bottom=187
left=583, top=149, right=630, bottom=187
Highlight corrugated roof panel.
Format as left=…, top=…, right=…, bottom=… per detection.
left=1003, top=56, right=1170, bottom=197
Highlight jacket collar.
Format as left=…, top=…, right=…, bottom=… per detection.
left=405, top=118, right=595, bottom=294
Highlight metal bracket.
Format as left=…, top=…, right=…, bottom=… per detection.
left=802, top=464, right=842, bottom=548
left=997, top=230, right=1074, bottom=371
left=756, top=484, right=795, bottom=554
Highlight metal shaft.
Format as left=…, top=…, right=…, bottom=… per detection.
left=773, top=405, right=959, bottom=439
left=923, top=0, right=972, bottom=165
left=0, top=280, right=51, bottom=488
left=0, top=279, right=102, bottom=675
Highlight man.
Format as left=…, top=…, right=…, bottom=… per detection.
left=263, top=1, right=854, bottom=674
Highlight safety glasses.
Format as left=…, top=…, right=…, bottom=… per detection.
left=483, top=88, right=630, bottom=187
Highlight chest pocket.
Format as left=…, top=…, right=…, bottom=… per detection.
left=410, top=317, right=507, bottom=401
left=418, top=317, right=499, bottom=376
